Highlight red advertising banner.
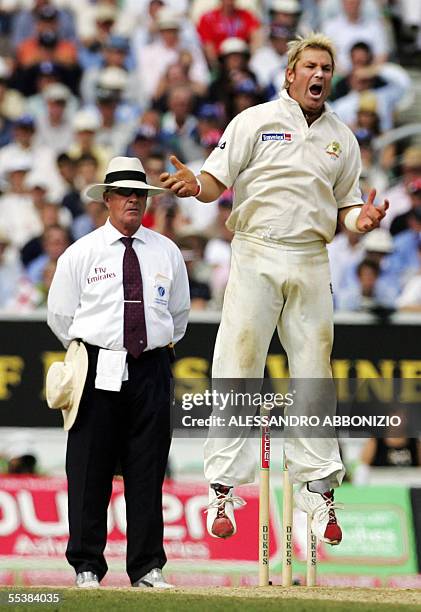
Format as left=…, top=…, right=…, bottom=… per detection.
left=0, top=476, right=279, bottom=565
left=0, top=476, right=419, bottom=588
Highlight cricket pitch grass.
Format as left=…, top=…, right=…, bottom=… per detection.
left=1, top=586, right=421, bottom=611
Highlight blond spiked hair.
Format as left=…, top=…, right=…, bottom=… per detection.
left=283, top=33, right=336, bottom=90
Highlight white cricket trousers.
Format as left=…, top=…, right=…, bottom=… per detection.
left=204, top=233, right=345, bottom=487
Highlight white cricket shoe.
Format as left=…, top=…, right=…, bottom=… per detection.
left=75, top=571, right=100, bottom=588
left=294, top=484, right=343, bottom=545
left=206, top=483, right=246, bottom=539
left=132, top=568, right=173, bottom=588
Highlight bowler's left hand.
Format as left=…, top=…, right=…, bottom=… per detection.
left=357, top=189, right=389, bottom=232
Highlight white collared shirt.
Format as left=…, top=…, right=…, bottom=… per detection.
left=201, top=89, right=363, bottom=245
left=47, top=219, right=190, bottom=351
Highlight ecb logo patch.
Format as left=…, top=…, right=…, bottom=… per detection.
left=325, top=140, right=342, bottom=159
left=154, top=283, right=169, bottom=307
left=261, top=132, right=293, bottom=142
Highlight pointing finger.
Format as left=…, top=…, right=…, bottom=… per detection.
left=366, top=188, right=376, bottom=206
left=169, top=155, right=186, bottom=171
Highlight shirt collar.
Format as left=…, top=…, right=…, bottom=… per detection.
left=104, top=218, right=147, bottom=245
left=279, top=88, right=333, bottom=116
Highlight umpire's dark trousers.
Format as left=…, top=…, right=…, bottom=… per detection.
left=65, top=343, right=172, bottom=584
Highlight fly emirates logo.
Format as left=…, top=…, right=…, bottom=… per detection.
left=87, top=267, right=117, bottom=284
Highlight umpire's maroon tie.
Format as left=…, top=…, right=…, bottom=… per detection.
left=121, top=237, right=147, bottom=358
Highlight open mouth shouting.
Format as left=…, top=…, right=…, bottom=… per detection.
left=308, top=83, right=323, bottom=101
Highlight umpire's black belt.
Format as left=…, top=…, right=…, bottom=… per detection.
left=82, top=342, right=168, bottom=361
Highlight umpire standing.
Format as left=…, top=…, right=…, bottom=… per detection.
left=47, top=156, right=190, bottom=588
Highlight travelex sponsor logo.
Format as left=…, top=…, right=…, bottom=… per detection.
left=158, top=286, right=166, bottom=297
left=261, top=133, right=293, bottom=142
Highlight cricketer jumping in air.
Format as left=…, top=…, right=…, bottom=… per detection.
left=160, top=33, right=388, bottom=546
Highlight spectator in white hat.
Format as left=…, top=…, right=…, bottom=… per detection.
left=250, top=24, right=292, bottom=90
left=270, top=0, right=303, bottom=34
left=89, top=67, right=138, bottom=154
left=208, top=36, right=258, bottom=113
left=25, top=170, right=71, bottom=226
left=26, top=223, right=72, bottom=285
left=131, top=0, right=202, bottom=62
left=335, top=257, right=393, bottom=312
left=0, top=154, right=44, bottom=249
left=77, top=3, right=119, bottom=67
left=34, top=83, right=74, bottom=154
left=24, top=62, right=79, bottom=119
left=20, top=197, right=70, bottom=269
left=161, top=84, right=203, bottom=163
left=80, top=34, right=137, bottom=106
left=67, top=109, right=111, bottom=180
left=196, top=0, right=262, bottom=67
left=390, top=178, right=421, bottom=237
left=381, top=146, right=421, bottom=230
left=0, top=224, right=23, bottom=309
left=322, top=0, right=390, bottom=74
left=0, top=114, right=66, bottom=201
left=137, top=6, right=209, bottom=104
left=0, top=57, right=25, bottom=126
left=334, top=228, right=398, bottom=310
left=95, top=65, right=140, bottom=121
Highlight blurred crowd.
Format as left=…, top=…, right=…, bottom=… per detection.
left=0, top=0, right=421, bottom=313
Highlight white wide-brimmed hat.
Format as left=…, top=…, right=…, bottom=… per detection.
left=73, top=109, right=101, bottom=132
left=46, top=340, right=88, bottom=431
left=271, top=0, right=301, bottom=14
left=97, top=66, right=128, bottom=91
left=85, top=156, right=166, bottom=201
left=219, top=37, right=249, bottom=57
left=156, top=7, right=182, bottom=30
left=43, top=82, right=71, bottom=102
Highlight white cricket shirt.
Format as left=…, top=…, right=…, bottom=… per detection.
left=47, top=219, right=190, bottom=351
left=201, top=89, right=363, bottom=245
